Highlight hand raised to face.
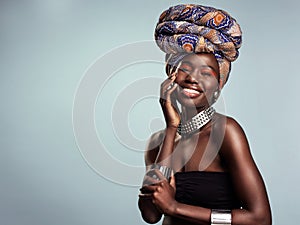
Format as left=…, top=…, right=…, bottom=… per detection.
left=159, top=73, right=180, bottom=129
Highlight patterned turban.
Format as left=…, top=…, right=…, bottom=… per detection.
left=154, top=4, right=242, bottom=88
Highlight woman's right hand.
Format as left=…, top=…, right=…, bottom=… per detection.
left=159, top=73, right=180, bottom=129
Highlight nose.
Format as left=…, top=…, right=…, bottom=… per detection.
left=185, top=72, right=198, bottom=84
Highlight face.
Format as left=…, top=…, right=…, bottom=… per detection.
left=174, top=53, right=220, bottom=110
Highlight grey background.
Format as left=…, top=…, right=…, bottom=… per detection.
left=1, top=0, right=299, bottom=224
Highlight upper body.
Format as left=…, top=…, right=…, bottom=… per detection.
left=138, top=4, right=272, bottom=225
left=140, top=114, right=272, bottom=225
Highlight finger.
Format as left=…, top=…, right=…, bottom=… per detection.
left=166, top=82, right=174, bottom=91
left=161, top=74, right=176, bottom=88
left=169, top=175, right=176, bottom=190
left=166, top=76, right=177, bottom=93
left=160, top=81, right=173, bottom=97
left=168, top=82, right=178, bottom=93
left=140, top=183, right=159, bottom=193
left=168, top=73, right=177, bottom=84
left=161, top=74, right=177, bottom=94
left=138, top=193, right=152, bottom=198
left=170, top=89, right=180, bottom=111
left=155, top=186, right=161, bottom=193
left=162, top=81, right=178, bottom=100
left=168, top=72, right=177, bottom=79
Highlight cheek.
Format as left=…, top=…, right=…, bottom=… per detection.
left=174, top=74, right=184, bottom=83
left=203, top=77, right=219, bottom=91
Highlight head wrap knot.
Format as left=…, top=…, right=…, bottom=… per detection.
left=154, top=4, right=242, bottom=88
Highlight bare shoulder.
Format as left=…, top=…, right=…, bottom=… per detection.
left=213, top=113, right=250, bottom=155
left=215, top=114, right=254, bottom=170
left=144, top=129, right=165, bottom=166
left=144, top=129, right=182, bottom=167
left=146, top=129, right=165, bottom=150
left=214, top=113, right=243, bottom=130
left=224, top=115, right=248, bottom=145
left=213, top=113, right=247, bottom=138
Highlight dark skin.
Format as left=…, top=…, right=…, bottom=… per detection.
left=138, top=53, right=272, bottom=225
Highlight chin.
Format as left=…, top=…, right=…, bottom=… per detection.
left=178, top=96, right=209, bottom=110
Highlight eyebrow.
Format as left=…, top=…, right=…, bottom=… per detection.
left=180, top=61, right=218, bottom=74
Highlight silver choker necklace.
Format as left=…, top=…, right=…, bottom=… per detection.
left=177, top=106, right=215, bottom=135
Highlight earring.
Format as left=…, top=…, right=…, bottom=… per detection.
left=213, top=90, right=220, bottom=102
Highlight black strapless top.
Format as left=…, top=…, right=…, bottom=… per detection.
left=175, top=171, right=241, bottom=209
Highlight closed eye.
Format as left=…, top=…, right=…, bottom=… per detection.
left=202, top=72, right=213, bottom=76
left=178, top=67, right=191, bottom=74
left=200, top=69, right=217, bottom=78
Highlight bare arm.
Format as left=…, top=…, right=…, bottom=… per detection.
left=155, top=73, right=179, bottom=166
left=220, top=117, right=272, bottom=224
left=138, top=74, right=179, bottom=223
left=138, top=124, right=180, bottom=223
left=138, top=131, right=164, bottom=224
left=147, top=117, right=272, bottom=225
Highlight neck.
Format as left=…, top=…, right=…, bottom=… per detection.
left=177, top=106, right=215, bottom=136
left=181, top=105, right=208, bottom=122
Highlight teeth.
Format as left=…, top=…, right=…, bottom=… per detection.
left=183, top=88, right=200, bottom=94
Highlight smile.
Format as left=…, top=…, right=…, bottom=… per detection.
left=182, top=88, right=202, bottom=98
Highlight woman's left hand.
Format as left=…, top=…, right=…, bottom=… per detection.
left=143, top=176, right=177, bottom=216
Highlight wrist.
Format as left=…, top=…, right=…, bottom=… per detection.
left=211, top=209, right=232, bottom=224
left=168, top=200, right=180, bottom=216
left=150, top=164, right=173, bottom=180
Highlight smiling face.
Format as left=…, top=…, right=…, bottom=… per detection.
left=174, top=53, right=220, bottom=111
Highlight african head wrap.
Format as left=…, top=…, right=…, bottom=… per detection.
left=155, top=4, right=242, bottom=88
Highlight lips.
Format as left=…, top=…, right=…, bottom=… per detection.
left=182, top=88, right=202, bottom=98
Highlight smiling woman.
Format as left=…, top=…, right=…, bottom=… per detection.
left=175, top=53, right=220, bottom=109
left=138, top=4, right=272, bottom=225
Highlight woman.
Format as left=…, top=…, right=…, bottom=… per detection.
left=138, top=4, right=271, bottom=225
